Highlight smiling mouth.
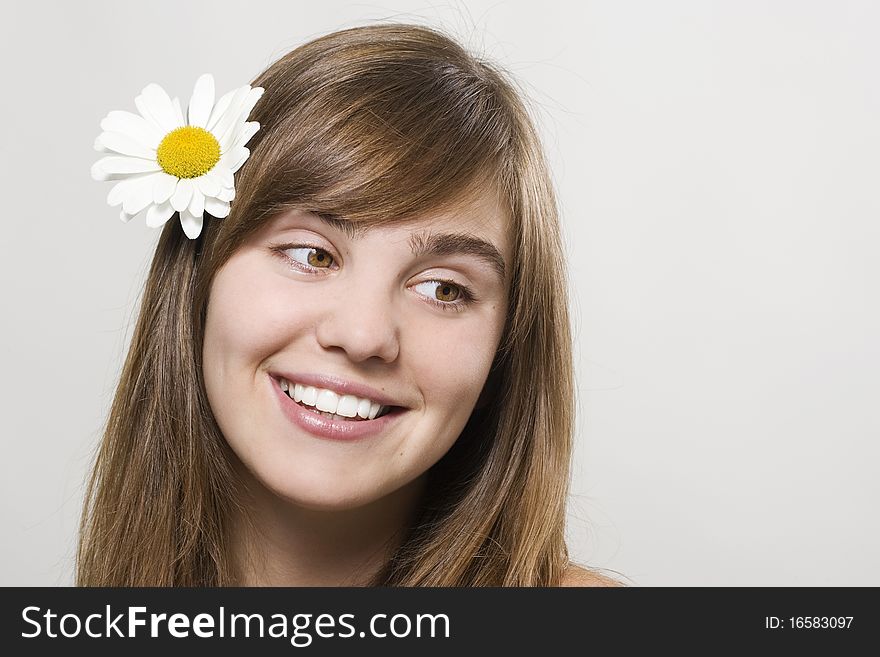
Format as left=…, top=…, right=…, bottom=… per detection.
left=276, top=378, right=398, bottom=422
left=288, top=396, right=390, bottom=422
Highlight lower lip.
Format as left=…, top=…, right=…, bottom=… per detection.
left=270, top=375, right=404, bottom=441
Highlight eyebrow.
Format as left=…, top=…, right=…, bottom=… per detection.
left=315, top=213, right=507, bottom=283
left=409, top=231, right=507, bottom=283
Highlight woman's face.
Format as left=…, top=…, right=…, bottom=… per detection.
left=202, top=192, right=510, bottom=511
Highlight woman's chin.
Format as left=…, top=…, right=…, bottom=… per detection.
left=246, top=463, right=425, bottom=516
left=246, top=467, right=386, bottom=512
left=269, top=487, right=376, bottom=512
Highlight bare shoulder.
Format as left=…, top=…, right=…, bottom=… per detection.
left=559, top=564, right=625, bottom=587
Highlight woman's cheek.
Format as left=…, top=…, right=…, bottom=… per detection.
left=411, top=320, right=495, bottom=406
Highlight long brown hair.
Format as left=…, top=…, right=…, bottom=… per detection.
left=78, top=23, right=574, bottom=586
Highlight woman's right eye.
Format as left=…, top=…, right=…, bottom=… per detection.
left=279, top=245, right=336, bottom=270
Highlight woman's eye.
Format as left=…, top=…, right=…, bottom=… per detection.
left=287, top=246, right=335, bottom=269
left=424, top=281, right=461, bottom=302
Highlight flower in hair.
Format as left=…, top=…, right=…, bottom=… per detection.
left=91, top=74, right=263, bottom=239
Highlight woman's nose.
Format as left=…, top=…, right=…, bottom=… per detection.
left=314, top=278, right=400, bottom=363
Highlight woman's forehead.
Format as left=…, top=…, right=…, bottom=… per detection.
left=270, top=187, right=507, bottom=234
left=264, top=189, right=509, bottom=257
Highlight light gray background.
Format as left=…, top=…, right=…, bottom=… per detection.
left=2, top=0, right=877, bottom=586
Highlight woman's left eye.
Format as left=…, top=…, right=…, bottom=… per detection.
left=412, top=280, right=475, bottom=313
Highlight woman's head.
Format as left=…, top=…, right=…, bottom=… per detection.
left=202, top=192, right=511, bottom=513
left=79, top=23, right=574, bottom=586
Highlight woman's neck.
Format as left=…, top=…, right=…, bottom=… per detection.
left=230, top=470, right=425, bottom=586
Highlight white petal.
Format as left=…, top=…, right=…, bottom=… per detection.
left=120, top=209, right=137, bottom=223
left=146, top=201, right=176, bottom=228
left=217, top=186, right=235, bottom=202
left=108, top=178, right=134, bottom=207
left=205, top=88, right=237, bottom=132
left=135, top=94, right=166, bottom=134
left=108, top=177, right=139, bottom=206
left=239, top=87, right=264, bottom=122
left=122, top=175, right=158, bottom=215
left=94, top=135, right=110, bottom=152
left=179, top=208, right=204, bottom=239
left=194, top=174, right=221, bottom=197
left=216, top=87, right=263, bottom=149
left=171, top=97, right=185, bottom=128
left=221, top=116, right=259, bottom=153
left=140, top=82, right=181, bottom=132
left=207, top=166, right=234, bottom=189
left=230, top=148, right=249, bottom=173
left=209, top=86, right=250, bottom=146
left=98, top=131, right=156, bottom=159
left=107, top=172, right=162, bottom=207
left=92, top=155, right=161, bottom=181
left=152, top=171, right=178, bottom=203
left=220, top=146, right=249, bottom=174
left=188, top=73, right=215, bottom=128
left=170, top=178, right=195, bottom=212
left=101, top=110, right=163, bottom=147
left=232, top=121, right=260, bottom=151
left=204, top=196, right=230, bottom=218
left=188, top=188, right=205, bottom=218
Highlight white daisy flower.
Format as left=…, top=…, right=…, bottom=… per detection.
left=91, top=73, right=263, bottom=239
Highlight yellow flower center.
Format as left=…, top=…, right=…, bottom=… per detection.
left=155, top=126, right=221, bottom=179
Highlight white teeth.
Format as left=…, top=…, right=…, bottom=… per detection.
left=337, top=395, right=359, bottom=418
left=280, top=378, right=390, bottom=420
left=316, top=389, right=339, bottom=413
left=302, top=385, right=318, bottom=406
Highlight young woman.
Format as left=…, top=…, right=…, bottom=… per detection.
left=79, top=23, right=620, bottom=587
